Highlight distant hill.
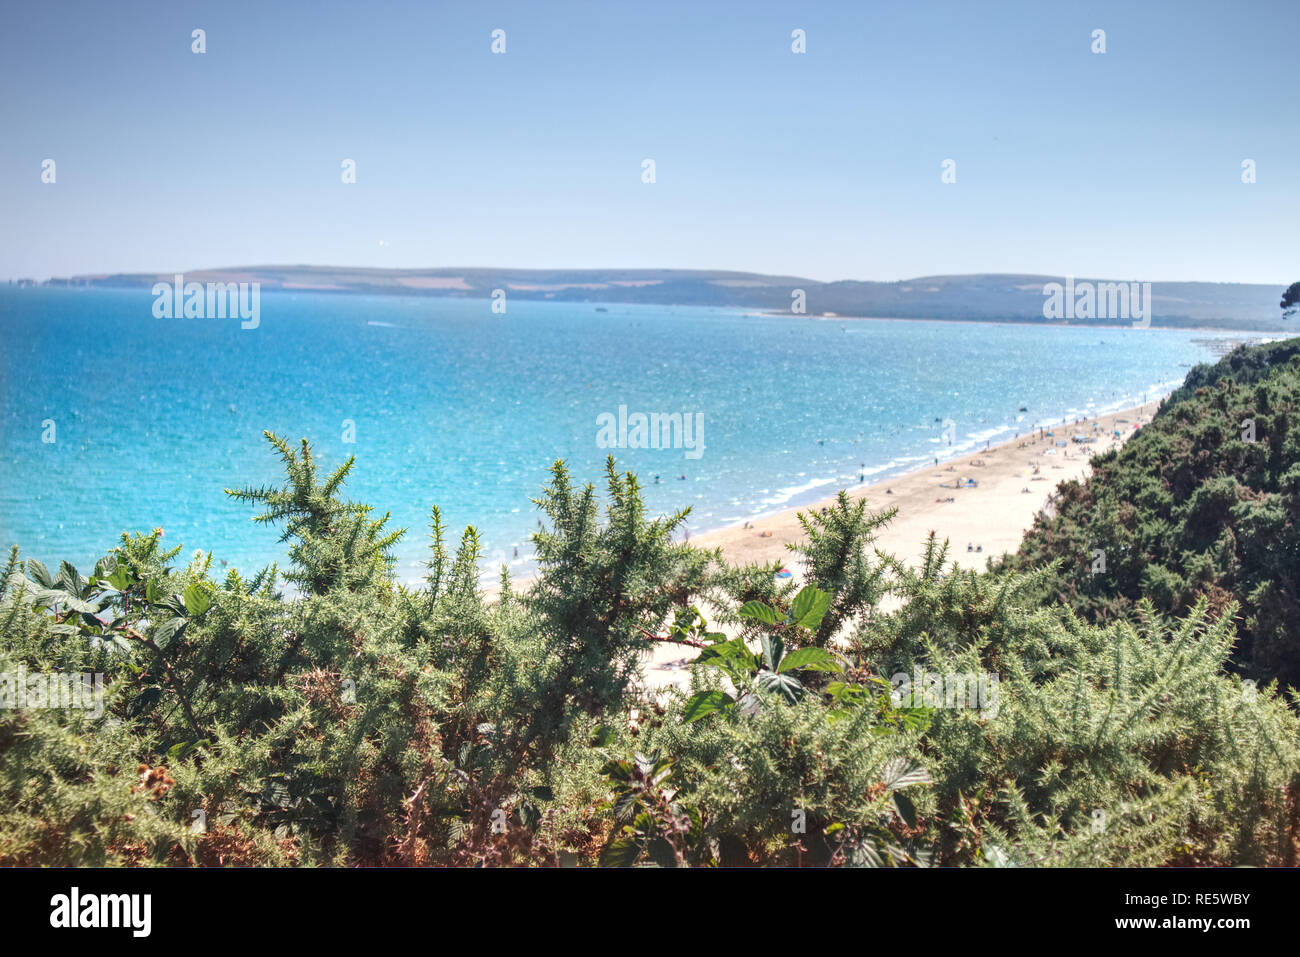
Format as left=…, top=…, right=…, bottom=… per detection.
left=34, top=266, right=1291, bottom=331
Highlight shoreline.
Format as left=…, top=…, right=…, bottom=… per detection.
left=473, top=394, right=1167, bottom=590
left=677, top=389, right=1172, bottom=546
left=688, top=398, right=1157, bottom=574
left=637, top=398, right=1160, bottom=689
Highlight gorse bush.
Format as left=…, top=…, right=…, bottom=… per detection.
left=854, top=546, right=1300, bottom=866
left=3, top=341, right=1300, bottom=866
left=0, top=435, right=716, bottom=866
left=1006, top=339, right=1300, bottom=687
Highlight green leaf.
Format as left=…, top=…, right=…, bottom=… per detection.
left=756, top=669, right=805, bottom=704
left=182, top=583, right=212, bottom=617
left=105, top=566, right=132, bottom=592
left=893, top=792, right=918, bottom=828
left=681, top=690, right=734, bottom=724
left=56, top=561, right=83, bottom=593
left=791, top=585, right=832, bottom=630
left=881, top=759, right=933, bottom=791
left=600, top=759, right=634, bottom=783
left=738, top=600, right=778, bottom=625
left=150, top=617, right=187, bottom=649
left=599, top=835, right=641, bottom=867
left=759, top=632, right=785, bottom=671
left=777, top=646, right=843, bottom=675
left=36, top=589, right=100, bottom=614
left=697, top=638, right=755, bottom=668
left=694, top=639, right=757, bottom=685
left=25, top=559, right=53, bottom=589
left=825, top=680, right=869, bottom=704
left=104, top=634, right=132, bottom=654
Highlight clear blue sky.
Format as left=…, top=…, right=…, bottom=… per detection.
left=2, top=0, right=1296, bottom=284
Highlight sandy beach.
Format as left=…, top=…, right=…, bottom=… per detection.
left=640, top=400, right=1160, bottom=689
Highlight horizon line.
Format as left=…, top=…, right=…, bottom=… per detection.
left=8, top=264, right=1292, bottom=289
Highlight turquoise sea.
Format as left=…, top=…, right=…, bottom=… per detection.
left=0, top=287, right=1239, bottom=582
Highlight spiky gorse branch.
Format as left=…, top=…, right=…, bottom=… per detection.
left=526, top=457, right=709, bottom=721
left=788, top=491, right=895, bottom=646
left=225, top=431, right=404, bottom=596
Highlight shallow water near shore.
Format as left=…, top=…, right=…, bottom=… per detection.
left=0, top=287, right=1242, bottom=581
